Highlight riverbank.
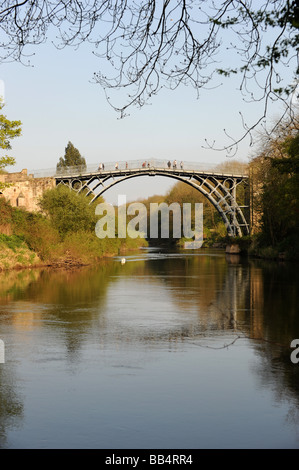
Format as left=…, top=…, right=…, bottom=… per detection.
left=1, top=195, right=297, bottom=270
left=0, top=233, right=147, bottom=271
left=2, top=230, right=299, bottom=272
left=208, top=235, right=299, bottom=262
left=0, top=234, right=41, bottom=271
left=0, top=191, right=148, bottom=271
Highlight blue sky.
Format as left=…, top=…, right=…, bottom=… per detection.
left=0, top=25, right=293, bottom=204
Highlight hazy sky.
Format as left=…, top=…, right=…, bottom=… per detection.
left=0, top=22, right=293, bottom=204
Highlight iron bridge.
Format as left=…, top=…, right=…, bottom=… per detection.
left=54, top=159, right=250, bottom=237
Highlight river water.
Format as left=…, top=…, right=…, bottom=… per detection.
left=0, top=248, right=299, bottom=449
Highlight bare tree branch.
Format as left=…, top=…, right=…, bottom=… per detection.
left=0, top=1, right=298, bottom=150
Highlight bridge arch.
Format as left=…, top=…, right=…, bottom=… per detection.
left=55, top=162, right=250, bottom=237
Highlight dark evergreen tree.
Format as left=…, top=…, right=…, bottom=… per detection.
left=56, top=141, right=86, bottom=171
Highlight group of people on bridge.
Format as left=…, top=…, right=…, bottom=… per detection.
left=97, top=160, right=184, bottom=172
left=167, top=160, right=183, bottom=169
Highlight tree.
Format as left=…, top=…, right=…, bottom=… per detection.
left=39, top=184, right=97, bottom=236
left=0, top=1, right=298, bottom=151
left=250, top=115, right=299, bottom=248
left=0, top=98, right=22, bottom=191
left=56, top=141, right=86, bottom=171
left=271, top=129, right=299, bottom=235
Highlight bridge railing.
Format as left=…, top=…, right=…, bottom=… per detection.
left=29, top=158, right=249, bottom=178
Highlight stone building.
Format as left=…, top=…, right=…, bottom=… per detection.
left=0, top=169, right=55, bottom=212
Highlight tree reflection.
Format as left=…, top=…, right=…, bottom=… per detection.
left=0, top=366, right=24, bottom=448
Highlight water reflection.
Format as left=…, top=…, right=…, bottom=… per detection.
left=0, top=249, right=299, bottom=448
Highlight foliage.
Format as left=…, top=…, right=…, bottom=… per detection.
left=137, top=180, right=231, bottom=246
left=0, top=98, right=22, bottom=191
left=0, top=233, right=24, bottom=251
left=0, top=234, right=40, bottom=270
left=250, top=118, right=299, bottom=257
left=38, top=185, right=148, bottom=258
left=0, top=185, right=148, bottom=268
left=0, top=194, right=14, bottom=222
left=56, top=141, right=86, bottom=171
left=39, top=185, right=97, bottom=237
left=15, top=214, right=61, bottom=261
left=0, top=197, right=60, bottom=260
left=62, top=230, right=121, bottom=262
left=164, top=181, right=222, bottom=235
left=273, top=132, right=299, bottom=206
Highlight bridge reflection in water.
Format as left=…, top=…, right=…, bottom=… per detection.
left=48, top=159, right=250, bottom=238
left=1, top=251, right=299, bottom=449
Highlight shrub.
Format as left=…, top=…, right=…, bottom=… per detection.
left=39, top=185, right=99, bottom=237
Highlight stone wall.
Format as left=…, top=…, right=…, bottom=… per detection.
left=0, top=169, right=55, bottom=212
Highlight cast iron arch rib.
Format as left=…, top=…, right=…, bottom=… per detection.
left=54, top=161, right=250, bottom=237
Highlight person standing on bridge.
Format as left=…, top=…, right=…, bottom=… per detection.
left=180, top=161, right=183, bottom=169
left=167, top=160, right=171, bottom=169
left=173, top=160, right=177, bottom=169
left=98, top=163, right=102, bottom=171
left=115, top=162, right=119, bottom=170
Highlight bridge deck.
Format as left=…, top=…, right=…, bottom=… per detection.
left=55, top=167, right=248, bottom=181
left=54, top=160, right=248, bottom=181
left=29, top=159, right=248, bottom=179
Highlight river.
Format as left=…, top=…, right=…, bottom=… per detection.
left=0, top=248, right=299, bottom=449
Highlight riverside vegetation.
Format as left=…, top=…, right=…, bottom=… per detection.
left=247, top=116, right=299, bottom=261
left=0, top=185, right=147, bottom=270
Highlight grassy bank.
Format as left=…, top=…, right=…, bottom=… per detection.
left=0, top=234, right=41, bottom=270
left=0, top=190, right=147, bottom=271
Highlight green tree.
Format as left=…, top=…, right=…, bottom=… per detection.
left=136, top=181, right=226, bottom=245
left=56, top=141, right=86, bottom=171
left=0, top=99, right=22, bottom=191
left=250, top=118, right=299, bottom=251
left=164, top=181, right=225, bottom=241
left=271, top=131, right=299, bottom=238
left=39, top=185, right=98, bottom=237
